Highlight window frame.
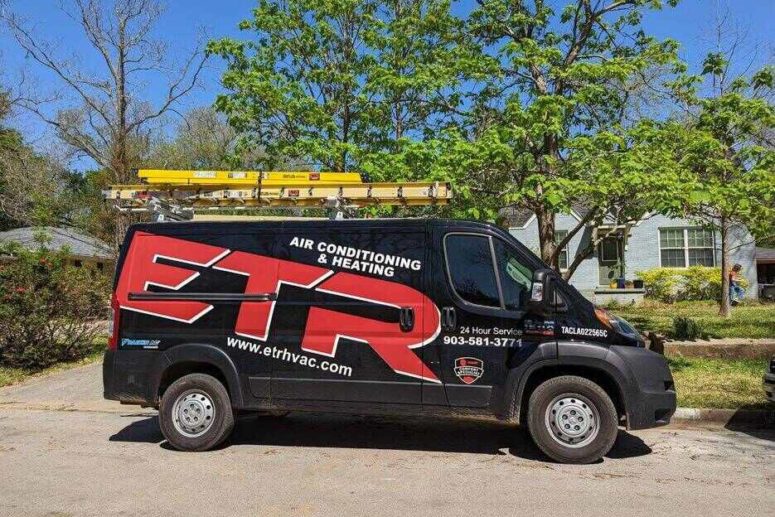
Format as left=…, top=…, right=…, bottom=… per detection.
left=555, top=230, right=570, bottom=271
left=658, top=227, right=716, bottom=268
left=443, top=232, right=504, bottom=310
left=442, top=232, right=536, bottom=316
left=600, top=236, right=620, bottom=263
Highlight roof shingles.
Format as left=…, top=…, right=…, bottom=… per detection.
left=0, top=227, right=113, bottom=260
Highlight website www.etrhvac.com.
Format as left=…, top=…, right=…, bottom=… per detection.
left=226, top=336, right=353, bottom=377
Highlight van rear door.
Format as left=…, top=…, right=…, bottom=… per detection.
left=268, top=224, right=432, bottom=405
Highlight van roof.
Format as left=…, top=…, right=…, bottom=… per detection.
left=127, top=218, right=497, bottom=233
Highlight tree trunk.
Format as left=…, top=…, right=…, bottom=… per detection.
left=719, top=217, right=731, bottom=317
left=536, top=206, right=557, bottom=270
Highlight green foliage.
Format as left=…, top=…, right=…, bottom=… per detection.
left=664, top=60, right=775, bottom=315
left=208, top=0, right=466, bottom=173
left=441, top=0, right=685, bottom=268
left=209, top=0, right=688, bottom=247
left=1, top=92, right=77, bottom=230
left=671, top=316, right=704, bottom=340
left=637, top=266, right=748, bottom=302
left=0, top=241, right=110, bottom=369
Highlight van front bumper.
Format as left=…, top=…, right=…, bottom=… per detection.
left=609, top=346, right=677, bottom=430
left=103, top=349, right=159, bottom=406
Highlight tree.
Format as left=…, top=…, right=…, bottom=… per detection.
left=2, top=0, right=207, bottom=246
left=669, top=60, right=774, bottom=316
left=0, top=89, right=71, bottom=229
left=208, top=0, right=466, bottom=175
left=453, top=0, right=682, bottom=269
left=146, top=107, right=239, bottom=170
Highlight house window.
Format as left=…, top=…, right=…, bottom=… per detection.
left=600, top=237, right=620, bottom=262
left=555, top=230, right=569, bottom=270
left=659, top=228, right=715, bottom=267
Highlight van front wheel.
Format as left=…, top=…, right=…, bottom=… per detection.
left=527, top=376, right=618, bottom=464
left=159, top=373, right=235, bottom=452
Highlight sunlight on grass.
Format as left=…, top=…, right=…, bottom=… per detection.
left=668, top=357, right=773, bottom=409
left=611, top=301, right=775, bottom=339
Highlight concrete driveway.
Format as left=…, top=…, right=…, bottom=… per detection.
left=0, top=363, right=773, bottom=517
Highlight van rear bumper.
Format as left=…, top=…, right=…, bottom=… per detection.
left=103, top=350, right=158, bottom=406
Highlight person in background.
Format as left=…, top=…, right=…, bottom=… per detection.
left=729, top=263, right=745, bottom=305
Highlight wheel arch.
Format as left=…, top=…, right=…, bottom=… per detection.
left=509, top=342, right=634, bottom=426
left=154, top=344, right=244, bottom=408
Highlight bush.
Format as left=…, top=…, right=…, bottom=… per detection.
left=0, top=243, right=110, bottom=369
left=671, top=316, right=704, bottom=340
left=636, top=266, right=748, bottom=303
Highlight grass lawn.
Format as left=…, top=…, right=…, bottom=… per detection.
left=668, top=356, right=773, bottom=410
left=0, top=350, right=104, bottom=388
left=0, top=338, right=106, bottom=389
left=610, top=300, right=775, bottom=340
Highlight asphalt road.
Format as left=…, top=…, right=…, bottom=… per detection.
left=0, top=363, right=773, bottom=517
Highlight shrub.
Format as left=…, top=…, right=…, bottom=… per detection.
left=636, top=266, right=748, bottom=303
left=636, top=268, right=681, bottom=302
left=0, top=242, right=110, bottom=369
left=671, top=316, right=704, bottom=341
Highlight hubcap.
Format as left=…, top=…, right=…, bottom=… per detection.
left=172, top=391, right=215, bottom=438
left=545, top=394, right=600, bottom=448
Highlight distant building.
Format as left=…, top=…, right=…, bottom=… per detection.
left=502, top=207, right=759, bottom=302
left=0, top=226, right=113, bottom=271
left=756, top=247, right=775, bottom=300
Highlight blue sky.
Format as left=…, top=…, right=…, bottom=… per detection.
left=1, top=0, right=772, bottom=164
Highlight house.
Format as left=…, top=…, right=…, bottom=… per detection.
left=756, top=247, right=775, bottom=300
left=502, top=207, right=759, bottom=303
left=0, top=226, right=114, bottom=271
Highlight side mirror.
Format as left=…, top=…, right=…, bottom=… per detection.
left=528, top=268, right=566, bottom=313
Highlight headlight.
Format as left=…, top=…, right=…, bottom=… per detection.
left=595, top=308, right=643, bottom=343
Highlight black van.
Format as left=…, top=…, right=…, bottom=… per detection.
left=103, top=219, right=676, bottom=463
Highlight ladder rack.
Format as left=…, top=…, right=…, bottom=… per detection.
left=103, top=169, right=453, bottom=220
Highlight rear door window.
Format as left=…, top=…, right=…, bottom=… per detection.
left=444, top=234, right=500, bottom=307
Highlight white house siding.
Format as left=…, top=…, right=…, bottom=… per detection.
left=509, top=213, right=758, bottom=299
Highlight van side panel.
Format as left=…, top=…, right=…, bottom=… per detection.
left=114, top=229, right=278, bottom=405
left=267, top=226, right=434, bottom=404
left=110, top=221, right=445, bottom=410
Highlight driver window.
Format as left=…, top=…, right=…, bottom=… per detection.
left=492, top=238, right=533, bottom=311
left=444, top=234, right=501, bottom=307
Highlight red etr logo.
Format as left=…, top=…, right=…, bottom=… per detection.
left=115, top=233, right=441, bottom=383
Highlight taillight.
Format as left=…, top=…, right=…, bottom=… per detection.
left=108, top=293, right=120, bottom=350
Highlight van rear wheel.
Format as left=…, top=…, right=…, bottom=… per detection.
left=160, top=373, right=235, bottom=452
left=527, top=376, right=618, bottom=464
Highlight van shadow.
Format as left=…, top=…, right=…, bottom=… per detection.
left=110, top=413, right=652, bottom=462
left=724, top=408, right=775, bottom=442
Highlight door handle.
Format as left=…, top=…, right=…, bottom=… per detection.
left=442, top=306, right=456, bottom=331
left=399, top=307, right=415, bottom=332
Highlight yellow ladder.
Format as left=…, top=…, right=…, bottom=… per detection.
left=103, top=169, right=452, bottom=220
left=137, top=169, right=365, bottom=186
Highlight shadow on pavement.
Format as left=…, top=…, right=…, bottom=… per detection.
left=110, top=412, right=651, bottom=461
left=110, top=415, right=163, bottom=444
left=724, top=408, right=775, bottom=442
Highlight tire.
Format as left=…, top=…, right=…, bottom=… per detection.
left=526, top=375, right=618, bottom=464
left=159, top=373, right=235, bottom=452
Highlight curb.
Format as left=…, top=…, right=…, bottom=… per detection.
left=671, top=407, right=775, bottom=427
left=664, top=340, right=775, bottom=360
